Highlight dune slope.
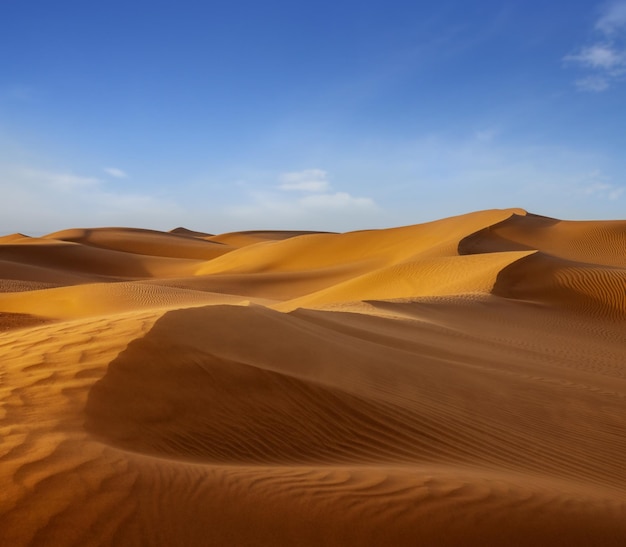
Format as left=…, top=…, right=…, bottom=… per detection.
left=1, top=208, right=625, bottom=546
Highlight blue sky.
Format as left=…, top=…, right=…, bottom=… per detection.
left=1, top=0, right=625, bottom=234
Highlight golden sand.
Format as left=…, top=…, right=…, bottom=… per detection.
left=1, top=208, right=625, bottom=546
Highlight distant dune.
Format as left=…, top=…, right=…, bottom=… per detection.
left=1, top=208, right=625, bottom=546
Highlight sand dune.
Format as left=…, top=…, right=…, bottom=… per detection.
left=46, top=227, right=233, bottom=260
left=1, top=208, right=625, bottom=546
left=207, top=229, right=328, bottom=248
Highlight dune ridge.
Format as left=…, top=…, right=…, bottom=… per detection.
left=1, top=208, right=625, bottom=546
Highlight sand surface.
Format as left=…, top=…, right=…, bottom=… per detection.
left=1, top=208, right=625, bottom=546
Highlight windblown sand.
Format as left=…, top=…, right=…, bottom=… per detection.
left=1, top=209, right=625, bottom=546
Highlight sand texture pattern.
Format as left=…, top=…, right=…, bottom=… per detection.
left=1, top=208, right=625, bottom=546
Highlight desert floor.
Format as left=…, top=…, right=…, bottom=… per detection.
left=1, top=208, right=625, bottom=546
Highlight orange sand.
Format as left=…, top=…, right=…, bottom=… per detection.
left=1, top=208, right=625, bottom=546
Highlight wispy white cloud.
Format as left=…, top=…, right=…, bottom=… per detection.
left=299, top=191, right=376, bottom=210
left=0, top=158, right=383, bottom=234
left=0, top=164, right=183, bottom=234
left=578, top=170, right=624, bottom=200
left=582, top=181, right=624, bottom=200
left=278, top=169, right=377, bottom=213
left=104, top=167, right=129, bottom=179
left=17, top=168, right=99, bottom=191
left=355, top=131, right=625, bottom=223
left=564, top=1, right=626, bottom=91
left=278, top=169, right=330, bottom=192
left=474, top=127, right=499, bottom=143
left=575, top=75, right=610, bottom=91
left=565, top=44, right=624, bottom=69
left=1, top=135, right=621, bottom=236
left=226, top=194, right=380, bottom=231
left=225, top=169, right=380, bottom=231
left=596, top=1, right=626, bottom=34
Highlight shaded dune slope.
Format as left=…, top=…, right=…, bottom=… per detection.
left=0, top=238, right=201, bottom=284
left=169, top=226, right=214, bottom=238
left=459, top=212, right=626, bottom=267
left=86, top=304, right=626, bottom=485
left=494, top=252, right=626, bottom=318
left=46, top=227, right=233, bottom=260
left=3, top=301, right=622, bottom=546
left=81, top=301, right=626, bottom=545
left=207, top=229, right=328, bottom=247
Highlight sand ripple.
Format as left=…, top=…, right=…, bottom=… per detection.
left=1, top=208, right=625, bottom=545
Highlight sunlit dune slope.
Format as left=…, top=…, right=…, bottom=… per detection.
left=196, top=208, right=532, bottom=308
left=0, top=233, right=31, bottom=243
left=0, top=282, right=249, bottom=320
left=277, top=250, right=535, bottom=311
left=197, top=208, right=527, bottom=275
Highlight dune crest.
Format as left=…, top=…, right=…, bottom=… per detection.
left=1, top=209, right=625, bottom=546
